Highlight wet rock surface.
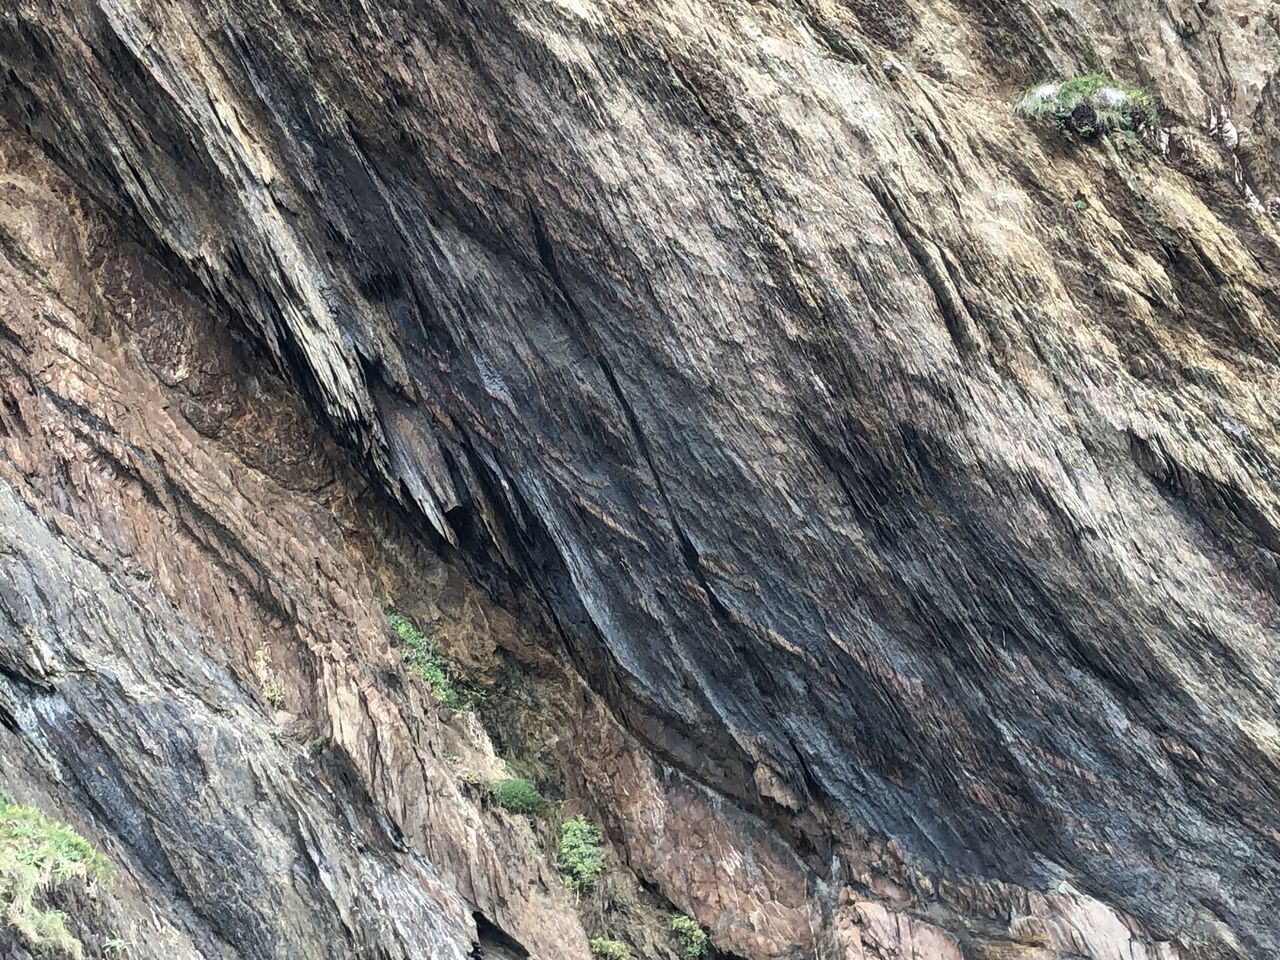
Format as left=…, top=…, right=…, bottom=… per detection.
left=0, top=1, right=1278, bottom=957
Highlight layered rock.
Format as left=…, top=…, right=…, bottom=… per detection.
left=1, top=0, right=1279, bottom=957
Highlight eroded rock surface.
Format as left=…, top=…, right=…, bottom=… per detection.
left=0, top=0, right=1278, bottom=957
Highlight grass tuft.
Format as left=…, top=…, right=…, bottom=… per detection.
left=387, top=612, right=485, bottom=710
left=1014, top=73, right=1157, bottom=139
left=1, top=800, right=115, bottom=958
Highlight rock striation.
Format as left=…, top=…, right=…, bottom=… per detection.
left=0, top=0, right=1278, bottom=957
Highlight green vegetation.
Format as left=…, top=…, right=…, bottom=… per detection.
left=261, top=680, right=285, bottom=708
left=671, top=914, right=709, bottom=959
left=1, top=800, right=115, bottom=958
left=589, top=937, right=632, bottom=959
left=501, top=753, right=551, bottom=787
left=558, top=815, right=604, bottom=892
left=387, top=612, right=484, bottom=710
left=252, top=649, right=285, bottom=709
left=1014, top=74, right=1157, bottom=138
left=1073, top=198, right=1090, bottom=212
left=493, top=778, right=545, bottom=815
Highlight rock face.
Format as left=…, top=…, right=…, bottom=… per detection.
left=0, top=1, right=1278, bottom=958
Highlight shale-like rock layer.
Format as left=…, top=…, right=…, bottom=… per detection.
left=1, top=0, right=1279, bottom=958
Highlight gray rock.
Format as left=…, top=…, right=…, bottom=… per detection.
left=0, top=0, right=1278, bottom=957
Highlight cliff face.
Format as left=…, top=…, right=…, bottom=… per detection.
left=0, top=1, right=1278, bottom=958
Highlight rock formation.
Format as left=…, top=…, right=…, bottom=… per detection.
left=0, top=0, right=1277, bottom=957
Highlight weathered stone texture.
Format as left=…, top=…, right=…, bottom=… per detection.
left=0, top=0, right=1278, bottom=957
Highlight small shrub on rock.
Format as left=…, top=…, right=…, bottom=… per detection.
left=1014, top=73, right=1157, bottom=138
left=671, top=914, right=709, bottom=959
left=493, top=778, right=545, bottom=814
left=589, top=937, right=632, bottom=959
left=558, top=815, right=604, bottom=892
left=253, top=648, right=286, bottom=709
